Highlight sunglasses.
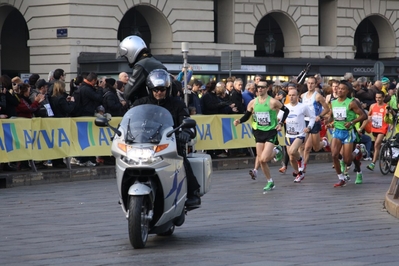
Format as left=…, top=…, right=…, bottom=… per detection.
left=153, top=87, right=166, bottom=92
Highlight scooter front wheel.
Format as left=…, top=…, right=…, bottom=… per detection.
left=128, top=195, right=150, bottom=249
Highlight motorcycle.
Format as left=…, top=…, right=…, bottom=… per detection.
left=95, top=104, right=212, bottom=249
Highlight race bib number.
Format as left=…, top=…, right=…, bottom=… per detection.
left=256, top=112, right=270, bottom=126
left=286, top=120, right=299, bottom=135
left=333, top=107, right=347, bottom=121
left=371, top=114, right=383, bottom=128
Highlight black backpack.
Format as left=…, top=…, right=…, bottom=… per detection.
left=70, top=88, right=83, bottom=117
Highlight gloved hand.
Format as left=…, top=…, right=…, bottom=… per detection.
left=178, top=130, right=191, bottom=143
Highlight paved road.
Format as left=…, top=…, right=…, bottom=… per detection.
left=1, top=162, right=398, bottom=266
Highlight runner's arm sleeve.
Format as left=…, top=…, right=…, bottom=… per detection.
left=278, top=105, right=290, bottom=124
left=239, top=110, right=252, bottom=124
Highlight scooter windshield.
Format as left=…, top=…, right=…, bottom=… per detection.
left=120, top=104, right=174, bottom=144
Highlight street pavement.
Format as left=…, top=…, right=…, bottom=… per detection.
left=1, top=162, right=399, bottom=266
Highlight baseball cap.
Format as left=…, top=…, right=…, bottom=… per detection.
left=36, top=79, right=49, bottom=88
left=381, top=77, right=390, bottom=84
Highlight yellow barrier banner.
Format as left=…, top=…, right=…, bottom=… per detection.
left=0, top=117, right=121, bottom=163
left=193, top=115, right=291, bottom=150
left=193, top=115, right=255, bottom=150
left=0, top=115, right=342, bottom=163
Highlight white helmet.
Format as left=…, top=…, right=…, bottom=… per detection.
left=116, top=35, right=147, bottom=64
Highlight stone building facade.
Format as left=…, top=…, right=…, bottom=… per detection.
left=0, top=0, right=398, bottom=81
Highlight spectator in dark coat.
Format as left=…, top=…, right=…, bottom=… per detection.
left=201, top=81, right=234, bottom=114
left=74, top=72, right=103, bottom=167
left=1, top=75, right=19, bottom=118
left=188, top=79, right=203, bottom=114
left=102, top=78, right=124, bottom=116
left=230, top=78, right=245, bottom=114
left=50, top=80, right=75, bottom=117
left=79, top=72, right=103, bottom=116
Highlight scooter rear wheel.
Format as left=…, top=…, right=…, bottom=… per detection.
left=128, top=195, right=150, bottom=248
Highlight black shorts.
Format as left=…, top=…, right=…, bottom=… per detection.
left=253, top=129, right=279, bottom=145
left=305, top=120, right=321, bottom=134
left=372, top=132, right=385, bottom=138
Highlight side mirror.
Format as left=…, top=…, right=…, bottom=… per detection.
left=94, top=117, right=122, bottom=137
left=166, top=118, right=197, bottom=138
left=181, top=118, right=196, bottom=128
left=95, top=117, right=108, bottom=127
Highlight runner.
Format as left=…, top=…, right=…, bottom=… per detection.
left=366, top=91, right=390, bottom=171
left=234, top=79, right=290, bottom=192
left=300, top=76, right=331, bottom=173
left=284, top=86, right=315, bottom=183
left=329, top=80, right=367, bottom=187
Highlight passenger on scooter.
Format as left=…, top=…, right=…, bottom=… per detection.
left=132, top=69, right=201, bottom=207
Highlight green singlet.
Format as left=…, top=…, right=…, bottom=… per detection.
left=252, top=96, right=277, bottom=131
left=331, top=98, right=356, bottom=130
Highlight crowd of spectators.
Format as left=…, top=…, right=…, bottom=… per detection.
left=1, top=66, right=398, bottom=169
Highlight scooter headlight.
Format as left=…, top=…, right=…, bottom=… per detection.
left=122, top=147, right=161, bottom=165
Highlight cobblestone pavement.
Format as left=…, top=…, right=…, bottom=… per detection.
left=1, top=162, right=398, bottom=266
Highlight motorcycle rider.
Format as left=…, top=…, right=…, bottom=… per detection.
left=116, top=35, right=166, bottom=105
left=132, top=69, right=201, bottom=207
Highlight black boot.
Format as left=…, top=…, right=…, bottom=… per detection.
left=185, top=190, right=201, bottom=207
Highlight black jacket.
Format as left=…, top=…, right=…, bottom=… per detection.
left=229, top=89, right=245, bottom=114
left=4, top=91, right=19, bottom=117
left=124, top=55, right=166, bottom=104
left=188, top=92, right=202, bottom=114
left=102, top=87, right=123, bottom=116
left=50, top=93, right=75, bottom=117
left=201, top=92, right=230, bottom=115
left=79, top=82, right=103, bottom=116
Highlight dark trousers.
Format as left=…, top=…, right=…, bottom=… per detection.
left=178, top=142, right=200, bottom=195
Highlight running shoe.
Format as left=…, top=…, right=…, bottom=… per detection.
left=70, top=157, right=80, bottom=165
left=344, top=174, right=350, bottom=182
left=359, top=144, right=367, bottom=157
left=363, top=157, right=372, bottom=161
left=302, top=163, right=307, bottom=173
left=273, top=145, right=283, bottom=162
left=322, top=137, right=330, bottom=150
left=279, top=166, right=286, bottom=174
left=294, top=172, right=305, bottom=183
left=334, top=180, right=347, bottom=187
left=263, top=181, right=275, bottom=191
left=249, top=169, right=257, bottom=180
left=292, top=171, right=298, bottom=177
left=297, top=157, right=303, bottom=171
left=367, top=162, right=375, bottom=171
left=79, top=160, right=97, bottom=167
left=355, top=172, right=363, bottom=184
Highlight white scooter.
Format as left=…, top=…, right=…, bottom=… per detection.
left=95, top=104, right=212, bottom=249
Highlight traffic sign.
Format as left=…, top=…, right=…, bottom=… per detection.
left=221, top=51, right=241, bottom=71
